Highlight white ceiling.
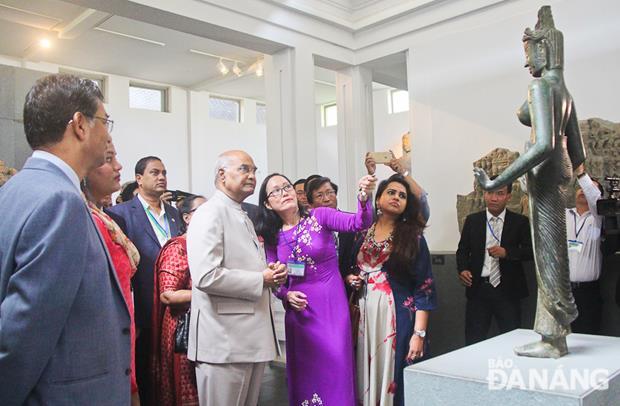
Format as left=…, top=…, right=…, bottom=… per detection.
left=0, top=0, right=410, bottom=102
left=0, top=0, right=266, bottom=91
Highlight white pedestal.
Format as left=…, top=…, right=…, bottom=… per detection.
left=404, top=329, right=620, bottom=405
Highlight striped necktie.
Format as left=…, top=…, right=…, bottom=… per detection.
left=488, top=217, right=502, bottom=288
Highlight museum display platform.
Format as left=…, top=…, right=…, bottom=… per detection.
left=404, top=329, right=620, bottom=405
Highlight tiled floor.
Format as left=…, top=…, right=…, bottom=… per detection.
left=258, top=363, right=288, bottom=405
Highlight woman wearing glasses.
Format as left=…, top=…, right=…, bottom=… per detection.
left=350, top=174, right=436, bottom=406
left=152, top=194, right=205, bottom=406
left=256, top=173, right=376, bottom=406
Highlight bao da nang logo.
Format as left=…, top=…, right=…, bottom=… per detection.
left=487, top=357, right=610, bottom=391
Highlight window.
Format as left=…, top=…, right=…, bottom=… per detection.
left=256, top=103, right=267, bottom=125
left=129, top=83, right=168, bottom=112
left=209, top=96, right=241, bottom=122
left=59, top=69, right=107, bottom=102
left=389, top=89, right=409, bottom=114
left=321, top=103, right=337, bottom=127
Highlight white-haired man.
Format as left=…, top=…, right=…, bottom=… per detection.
left=186, top=150, right=286, bottom=406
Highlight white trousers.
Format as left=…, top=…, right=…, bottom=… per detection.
left=195, top=361, right=266, bottom=406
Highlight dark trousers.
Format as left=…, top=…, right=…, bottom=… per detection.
left=571, top=281, right=603, bottom=335
left=135, top=327, right=153, bottom=405
left=465, top=281, right=521, bottom=345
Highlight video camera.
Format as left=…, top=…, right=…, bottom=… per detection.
left=597, top=176, right=620, bottom=254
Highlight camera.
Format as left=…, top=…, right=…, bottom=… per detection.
left=597, top=176, right=620, bottom=254
left=167, top=190, right=192, bottom=202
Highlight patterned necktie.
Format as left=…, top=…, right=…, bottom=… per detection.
left=488, top=217, right=502, bottom=288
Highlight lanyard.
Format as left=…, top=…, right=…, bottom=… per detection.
left=145, top=206, right=170, bottom=241
left=487, top=218, right=501, bottom=243
left=571, top=211, right=589, bottom=240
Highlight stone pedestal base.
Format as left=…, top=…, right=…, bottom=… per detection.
left=404, top=329, right=620, bottom=405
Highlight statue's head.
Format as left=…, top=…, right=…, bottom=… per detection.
left=522, top=6, right=563, bottom=77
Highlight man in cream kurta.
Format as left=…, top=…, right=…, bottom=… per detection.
left=187, top=150, right=287, bottom=406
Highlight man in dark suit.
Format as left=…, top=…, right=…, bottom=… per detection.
left=457, top=178, right=533, bottom=345
left=108, top=156, right=180, bottom=405
left=0, top=74, right=131, bottom=405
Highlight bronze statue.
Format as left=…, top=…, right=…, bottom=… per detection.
left=474, top=5, right=586, bottom=358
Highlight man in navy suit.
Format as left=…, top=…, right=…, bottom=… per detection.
left=0, top=74, right=131, bottom=405
left=108, top=156, right=180, bottom=405
left=457, top=178, right=533, bottom=345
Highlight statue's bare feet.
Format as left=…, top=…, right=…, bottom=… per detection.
left=514, top=336, right=568, bottom=359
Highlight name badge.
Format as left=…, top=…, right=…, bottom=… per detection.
left=287, top=261, right=305, bottom=277
left=568, top=239, right=584, bottom=253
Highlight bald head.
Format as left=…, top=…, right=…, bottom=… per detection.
left=214, top=150, right=258, bottom=203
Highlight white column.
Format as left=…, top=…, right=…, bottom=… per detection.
left=335, top=65, right=374, bottom=211
left=264, top=48, right=317, bottom=179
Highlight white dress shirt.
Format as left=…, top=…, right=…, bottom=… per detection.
left=481, top=208, right=506, bottom=277
left=137, top=193, right=170, bottom=246
left=566, top=174, right=603, bottom=282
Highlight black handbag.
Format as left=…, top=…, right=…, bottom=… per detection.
left=174, top=311, right=190, bottom=353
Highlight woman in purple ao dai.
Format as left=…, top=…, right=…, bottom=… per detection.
left=256, top=172, right=377, bottom=406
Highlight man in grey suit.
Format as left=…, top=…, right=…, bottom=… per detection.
left=187, top=150, right=287, bottom=406
left=0, top=74, right=131, bottom=405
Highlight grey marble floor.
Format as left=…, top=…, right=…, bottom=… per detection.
left=258, top=363, right=288, bottom=405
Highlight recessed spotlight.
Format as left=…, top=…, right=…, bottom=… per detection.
left=39, top=38, right=52, bottom=49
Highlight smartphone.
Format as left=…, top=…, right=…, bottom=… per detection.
left=368, top=151, right=393, bottom=164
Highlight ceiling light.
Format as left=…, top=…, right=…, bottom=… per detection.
left=255, top=61, right=263, bottom=77
left=217, top=58, right=229, bottom=75
left=39, top=38, right=52, bottom=49
left=232, top=61, right=242, bottom=77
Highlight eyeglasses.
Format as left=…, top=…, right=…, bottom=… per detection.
left=93, top=116, right=114, bottom=133
left=313, top=190, right=336, bottom=200
left=235, top=164, right=258, bottom=175
left=267, top=184, right=294, bottom=199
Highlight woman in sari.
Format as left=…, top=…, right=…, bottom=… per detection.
left=348, top=174, right=437, bottom=406
left=83, top=140, right=141, bottom=405
left=152, top=194, right=205, bottom=405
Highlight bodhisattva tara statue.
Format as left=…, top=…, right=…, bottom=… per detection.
left=474, top=5, right=586, bottom=358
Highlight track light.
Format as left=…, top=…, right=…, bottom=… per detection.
left=217, top=58, right=229, bottom=75
left=232, top=61, right=242, bottom=77
left=255, top=61, right=263, bottom=77
left=39, top=38, right=52, bottom=49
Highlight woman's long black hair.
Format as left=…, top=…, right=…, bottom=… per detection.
left=376, top=174, right=426, bottom=280
left=255, top=173, right=308, bottom=246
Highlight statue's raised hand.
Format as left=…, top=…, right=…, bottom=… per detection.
left=473, top=167, right=493, bottom=190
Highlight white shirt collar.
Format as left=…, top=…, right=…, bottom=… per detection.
left=32, top=150, right=81, bottom=192
left=486, top=208, right=506, bottom=222
left=137, top=192, right=165, bottom=214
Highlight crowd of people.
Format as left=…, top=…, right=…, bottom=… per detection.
left=0, top=72, right=614, bottom=406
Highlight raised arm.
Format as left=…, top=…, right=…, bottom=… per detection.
left=314, top=197, right=373, bottom=233
left=475, top=79, right=555, bottom=191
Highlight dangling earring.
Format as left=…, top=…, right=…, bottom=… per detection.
left=402, top=216, right=407, bottom=222
left=376, top=207, right=383, bottom=216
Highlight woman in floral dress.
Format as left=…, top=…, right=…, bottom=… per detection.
left=349, top=174, right=437, bottom=406
left=152, top=195, right=205, bottom=406
left=255, top=172, right=376, bottom=406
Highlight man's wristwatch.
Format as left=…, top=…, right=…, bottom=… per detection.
left=413, top=329, right=426, bottom=338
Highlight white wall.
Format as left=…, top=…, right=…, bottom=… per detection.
left=372, top=88, right=409, bottom=182
left=0, top=55, right=269, bottom=203
left=315, top=105, right=339, bottom=184
left=189, top=91, right=267, bottom=204
left=404, top=0, right=620, bottom=251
